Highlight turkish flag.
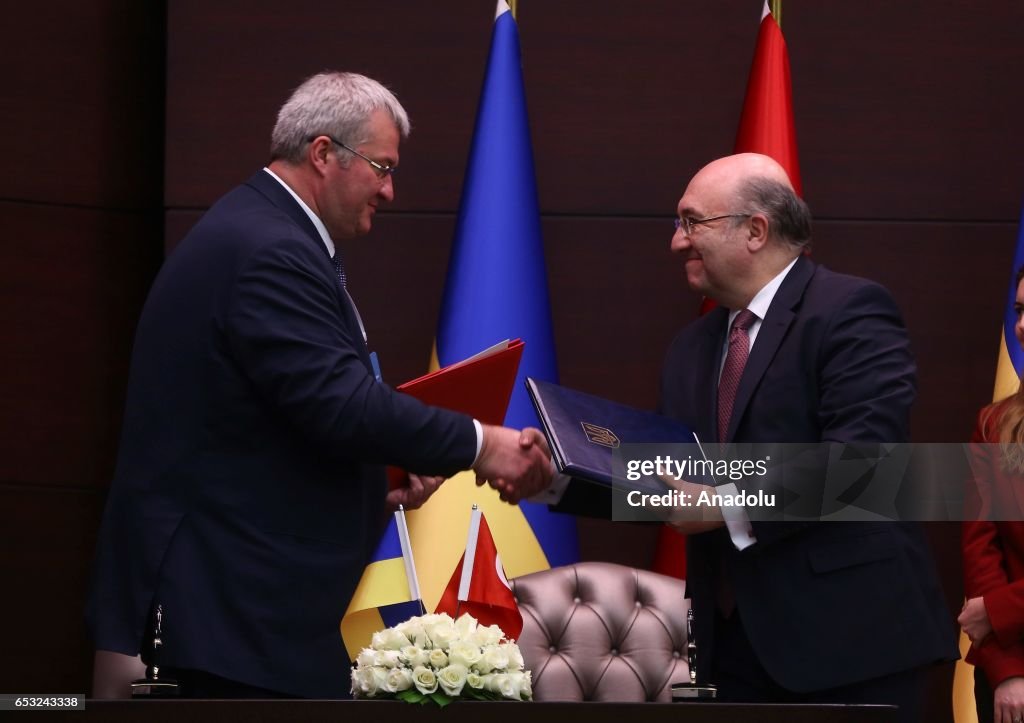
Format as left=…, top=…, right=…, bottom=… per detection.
left=734, top=0, right=802, bottom=195
left=435, top=509, right=523, bottom=640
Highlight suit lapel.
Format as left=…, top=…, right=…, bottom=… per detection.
left=245, top=170, right=372, bottom=365
left=725, top=256, right=815, bottom=442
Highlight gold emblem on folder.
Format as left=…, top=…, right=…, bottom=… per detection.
left=581, top=422, right=619, bottom=448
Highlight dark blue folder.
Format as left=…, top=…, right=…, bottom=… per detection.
left=526, top=377, right=700, bottom=490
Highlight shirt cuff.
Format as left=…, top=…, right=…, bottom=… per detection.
left=716, top=481, right=757, bottom=550
left=528, top=460, right=570, bottom=504
left=471, top=419, right=483, bottom=466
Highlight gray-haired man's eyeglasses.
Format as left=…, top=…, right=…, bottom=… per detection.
left=307, top=135, right=396, bottom=179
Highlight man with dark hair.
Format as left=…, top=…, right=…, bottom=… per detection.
left=502, top=153, right=957, bottom=720
left=659, top=153, right=956, bottom=719
left=87, top=72, right=550, bottom=698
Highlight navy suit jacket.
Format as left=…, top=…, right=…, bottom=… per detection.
left=87, top=171, right=478, bottom=697
left=657, top=256, right=957, bottom=692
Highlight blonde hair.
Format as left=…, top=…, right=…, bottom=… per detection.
left=984, top=265, right=1024, bottom=471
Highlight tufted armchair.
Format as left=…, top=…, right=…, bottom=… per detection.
left=510, top=561, right=690, bottom=702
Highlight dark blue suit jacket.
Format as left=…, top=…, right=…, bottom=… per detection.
left=658, top=256, right=957, bottom=692
left=87, top=170, right=478, bottom=697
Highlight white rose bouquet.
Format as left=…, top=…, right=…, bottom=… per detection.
left=351, top=612, right=532, bottom=706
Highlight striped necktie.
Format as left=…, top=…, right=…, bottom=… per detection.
left=331, top=252, right=347, bottom=288
left=717, top=308, right=757, bottom=441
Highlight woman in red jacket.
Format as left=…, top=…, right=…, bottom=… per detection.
left=961, top=266, right=1024, bottom=723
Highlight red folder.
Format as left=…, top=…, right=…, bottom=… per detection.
left=387, top=339, right=524, bottom=489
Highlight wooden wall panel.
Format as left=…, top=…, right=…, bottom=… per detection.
left=788, top=2, right=1024, bottom=220
left=165, top=2, right=1024, bottom=222
left=0, top=0, right=164, bottom=694
left=0, top=203, right=161, bottom=489
left=0, top=486, right=106, bottom=693
left=0, top=2, right=164, bottom=208
left=165, top=0, right=492, bottom=210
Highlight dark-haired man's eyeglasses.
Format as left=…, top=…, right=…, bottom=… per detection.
left=673, top=214, right=750, bottom=236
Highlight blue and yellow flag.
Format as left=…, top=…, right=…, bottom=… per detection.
left=340, top=514, right=423, bottom=661
left=952, top=205, right=1024, bottom=723
left=407, top=0, right=579, bottom=614
left=993, top=208, right=1024, bottom=401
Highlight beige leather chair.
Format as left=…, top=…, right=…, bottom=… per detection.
left=510, top=561, right=690, bottom=702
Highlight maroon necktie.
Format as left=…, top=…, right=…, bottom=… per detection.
left=717, top=309, right=757, bottom=442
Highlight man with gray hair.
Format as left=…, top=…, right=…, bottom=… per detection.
left=87, top=72, right=551, bottom=698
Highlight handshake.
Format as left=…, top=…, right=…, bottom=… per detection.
left=473, top=425, right=553, bottom=505
left=387, top=425, right=554, bottom=511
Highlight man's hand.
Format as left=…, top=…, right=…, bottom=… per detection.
left=386, top=473, right=445, bottom=512
left=473, top=425, right=552, bottom=504
left=519, top=427, right=550, bottom=458
left=659, top=474, right=725, bottom=534
left=959, top=596, right=993, bottom=644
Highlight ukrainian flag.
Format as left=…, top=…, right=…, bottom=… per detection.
left=993, top=209, right=1024, bottom=401
left=340, top=516, right=423, bottom=661
left=407, top=0, right=579, bottom=614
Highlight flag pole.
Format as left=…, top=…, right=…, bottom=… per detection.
left=508, top=0, right=517, bottom=20
left=769, top=0, right=782, bottom=28
left=395, top=506, right=426, bottom=615
left=455, top=505, right=483, bottom=619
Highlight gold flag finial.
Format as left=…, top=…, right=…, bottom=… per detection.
left=769, top=0, right=782, bottom=28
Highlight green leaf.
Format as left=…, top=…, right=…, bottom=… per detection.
left=430, top=692, right=454, bottom=707
left=397, top=690, right=425, bottom=704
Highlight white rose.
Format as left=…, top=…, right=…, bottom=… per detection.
left=507, top=671, right=529, bottom=700
left=466, top=671, right=485, bottom=690
left=428, top=648, right=449, bottom=669
left=485, top=672, right=517, bottom=699
left=384, top=667, right=414, bottom=693
left=424, top=616, right=457, bottom=649
left=484, top=672, right=505, bottom=693
left=412, top=665, right=438, bottom=694
left=356, top=648, right=376, bottom=668
left=448, top=639, right=483, bottom=668
left=479, top=673, right=496, bottom=692
left=351, top=665, right=386, bottom=697
left=472, top=624, right=504, bottom=647
left=501, top=642, right=524, bottom=671
left=401, top=644, right=429, bottom=669
left=396, top=618, right=427, bottom=647
left=477, top=645, right=510, bottom=674
left=437, top=663, right=469, bottom=696
left=371, top=627, right=410, bottom=651
left=522, top=670, right=533, bottom=699
left=374, top=649, right=402, bottom=668
left=454, top=613, right=479, bottom=639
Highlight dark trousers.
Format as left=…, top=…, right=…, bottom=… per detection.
left=710, top=610, right=926, bottom=723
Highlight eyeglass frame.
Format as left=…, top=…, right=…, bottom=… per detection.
left=307, top=135, right=396, bottom=179
left=673, top=213, right=750, bottom=236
